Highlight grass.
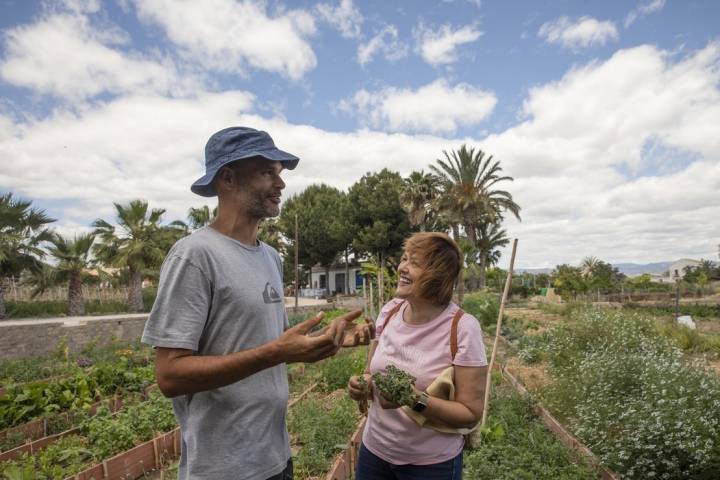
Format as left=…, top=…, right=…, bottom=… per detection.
left=288, top=392, right=360, bottom=478
left=464, top=380, right=596, bottom=480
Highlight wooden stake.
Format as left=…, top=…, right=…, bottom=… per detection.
left=481, top=238, right=518, bottom=427
left=294, top=213, right=299, bottom=312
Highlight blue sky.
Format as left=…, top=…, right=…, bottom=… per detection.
left=0, top=0, right=719, bottom=268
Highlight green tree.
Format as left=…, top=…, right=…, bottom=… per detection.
left=279, top=185, right=352, bottom=295
left=30, top=233, right=96, bottom=316
left=258, top=218, right=284, bottom=254
left=430, top=145, right=520, bottom=292
left=92, top=200, right=181, bottom=312
left=348, top=169, right=410, bottom=304
left=552, top=264, right=587, bottom=300
left=0, top=193, right=55, bottom=318
left=584, top=259, right=624, bottom=294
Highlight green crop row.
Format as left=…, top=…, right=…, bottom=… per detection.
left=0, top=358, right=154, bottom=430
left=0, top=392, right=175, bottom=479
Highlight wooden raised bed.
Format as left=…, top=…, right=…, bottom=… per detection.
left=66, top=428, right=181, bottom=480
left=13, top=383, right=315, bottom=480
left=0, top=395, right=124, bottom=454
left=324, top=417, right=366, bottom=480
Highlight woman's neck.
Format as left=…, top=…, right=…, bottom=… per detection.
left=403, top=298, right=448, bottom=325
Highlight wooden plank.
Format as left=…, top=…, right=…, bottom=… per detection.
left=154, top=430, right=177, bottom=464
left=287, top=382, right=318, bottom=409
left=104, top=439, right=156, bottom=480
left=71, top=463, right=104, bottom=480
left=325, top=452, right=347, bottom=480
left=0, top=443, right=31, bottom=463
left=0, top=417, right=44, bottom=443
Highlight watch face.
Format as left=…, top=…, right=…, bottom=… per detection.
left=412, top=394, right=428, bottom=412
left=412, top=402, right=427, bottom=412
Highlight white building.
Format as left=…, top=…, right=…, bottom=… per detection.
left=668, top=259, right=701, bottom=279
left=306, top=262, right=364, bottom=296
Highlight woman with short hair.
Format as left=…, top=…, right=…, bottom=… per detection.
left=348, top=232, right=488, bottom=480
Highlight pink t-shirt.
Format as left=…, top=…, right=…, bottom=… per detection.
left=362, top=298, right=488, bottom=465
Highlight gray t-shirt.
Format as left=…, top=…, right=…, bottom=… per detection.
left=142, top=226, right=290, bottom=480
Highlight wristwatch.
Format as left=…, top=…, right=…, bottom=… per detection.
left=411, top=391, right=430, bottom=412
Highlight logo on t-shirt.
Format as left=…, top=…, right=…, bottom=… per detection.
left=262, top=282, right=282, bottom=304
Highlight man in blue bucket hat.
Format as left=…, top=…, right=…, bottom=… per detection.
left=142, top=127, right=371, bottom=480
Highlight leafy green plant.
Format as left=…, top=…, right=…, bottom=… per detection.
left=372, top=364, right=416, bottom=406
left=0, top=435, right=95, bottom=479
left=462, top=291, right=502, bottom=329
left=80, top=391, right=175, bottom=459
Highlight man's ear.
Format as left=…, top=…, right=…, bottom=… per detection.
left=215, top=166, right=235, bottom=192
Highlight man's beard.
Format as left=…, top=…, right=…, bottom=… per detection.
left=247, top=194, right=279, bottom=219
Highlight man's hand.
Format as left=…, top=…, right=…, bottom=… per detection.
left=274, top=312, right=343, bottom=363
left=339, top=312, right=375, bottom=347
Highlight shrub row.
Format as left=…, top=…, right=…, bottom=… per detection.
left=520, top=308, right=720, bottom=479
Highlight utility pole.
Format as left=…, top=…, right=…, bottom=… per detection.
left=294, top=213, right=299, bottom=312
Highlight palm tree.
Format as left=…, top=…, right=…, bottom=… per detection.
left=400, top=171, right=439, bottom=230
left=188, top=205, right=217, bottom=230
left=431, top=145, right=520, bottom=293
left=580, top=256, right=600, bottom=277
left=92, top=200, right=178, bottom=312
left=474, top=221, right=510, bottom=289
left=0, top=193, right=55, bottom=318
left=30, top=233, right=96, bottom=316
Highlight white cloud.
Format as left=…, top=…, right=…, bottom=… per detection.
left=538, top=16, right=618, bottom=50
left=316, top=0, right=363, bottom=39
left=481, top=42, right=720, bottom=265
left=0, top=91, right=255, bottom=224
left=357, top=25, right=408, bottom=66
left=131, top=0, right=317, bottom=80
left=414, top=23, right=482, bottom=66
left=338, top=79, right=497, bottom=133
left=0, top=11, right=196, bottom=100
left=625, top=0, right=665, bottom=28
left=58, top=0, right=101, bottom=14
left=1, top=3, right=718, bottom=271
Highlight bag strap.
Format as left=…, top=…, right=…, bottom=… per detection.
left=378, top=301, right=405, bottom=335
left=450, top=308, right=465, bottom=361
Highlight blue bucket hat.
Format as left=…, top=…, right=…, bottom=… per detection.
left=191, top=126, right=299, bottom=197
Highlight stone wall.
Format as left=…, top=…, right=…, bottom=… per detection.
left=0, top=304, right=339, bottom=361
left=0, top=316, right=148, bottom=361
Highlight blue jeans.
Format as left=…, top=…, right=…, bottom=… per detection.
left=356, top=443, right=463, bottom=480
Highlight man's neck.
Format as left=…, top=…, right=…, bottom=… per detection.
left=210, top=209, right=261, bottom=247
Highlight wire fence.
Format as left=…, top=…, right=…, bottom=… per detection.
left=1, top=278, right=129, bottom=302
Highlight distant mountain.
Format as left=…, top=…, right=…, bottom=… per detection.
left=612, top=262, right=671, bottom=276
left=516, top=268, right=553, bottom=275
left=517, top=262, right=672, bottom=276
